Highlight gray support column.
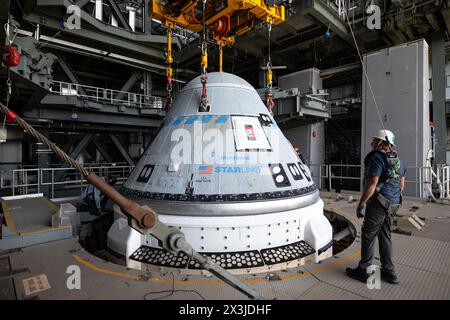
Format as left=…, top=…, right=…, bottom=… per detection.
left=143, top=71, right=152, bottom=96
left=128, top=6, right=136, bottom=32
left=144, top=0, right=152, bottom=34
left=36, top=130, right=51, bottom=196
left=432, top=32, right=447, bottom=164
left=95, top=0, right=103, bottom=21
left=109, top=133, right=135, bottom=165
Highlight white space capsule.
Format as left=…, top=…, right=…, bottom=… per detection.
left=108, top=72, right=332, bottom=272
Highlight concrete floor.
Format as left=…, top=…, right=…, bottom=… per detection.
left=1, top=191, right=449, bottom=300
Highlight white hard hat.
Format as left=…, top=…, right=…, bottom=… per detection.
left=373, top=129, right=395, bottom=146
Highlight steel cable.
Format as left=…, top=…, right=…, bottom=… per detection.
left=0, top=102, right=90, bottom=177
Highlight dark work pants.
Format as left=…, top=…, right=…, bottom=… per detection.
left=358, top=205, right=395, bottom=273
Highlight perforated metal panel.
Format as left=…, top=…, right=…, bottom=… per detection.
left=188, top=251, right=264, bottom=269
left=260, top=241, right=315, bottom=265
left=129, top=240, right=315, bottom=270
left=129, top=246, right=189, bottom=268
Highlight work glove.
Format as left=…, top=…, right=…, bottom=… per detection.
left=356, top=202, right=366, bottom=219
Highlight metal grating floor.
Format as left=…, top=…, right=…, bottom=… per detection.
left=374, top=234, right=450, bottom=277
left=305, top=260, right=450, bottom=300
left=298, top=282, right=368, bottom=300
left=1, top=191, right=449, bottom=300
left=412, top=219, right=450, bottom=243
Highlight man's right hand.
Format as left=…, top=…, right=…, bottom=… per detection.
left=356, top=202, right=366, bottom=219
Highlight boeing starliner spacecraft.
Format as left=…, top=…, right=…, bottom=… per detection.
left=107, top=72, right=333, bottom=274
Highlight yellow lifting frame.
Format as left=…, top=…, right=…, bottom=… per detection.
left=152, top=1, right=284, bottom=75
left=150, top=0, right=285, bottom=34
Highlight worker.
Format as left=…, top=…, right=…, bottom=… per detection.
left=346, top=129, right=405, bottom=285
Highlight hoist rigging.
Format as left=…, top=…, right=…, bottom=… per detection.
left=151, top=0, right=286, bottom=111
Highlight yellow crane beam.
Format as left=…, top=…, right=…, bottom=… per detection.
left=150, top=0, right=285, bottom=38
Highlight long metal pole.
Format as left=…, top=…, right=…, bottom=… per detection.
left=0, top=102, right=156, bottom=230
